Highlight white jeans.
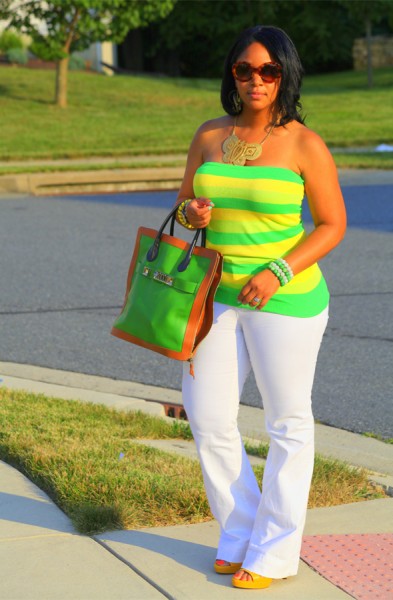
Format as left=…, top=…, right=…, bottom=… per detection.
left=182, top=302, right=329, bottom=579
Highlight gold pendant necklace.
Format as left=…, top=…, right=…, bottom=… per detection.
left=222, top=119, right=276, bottom=166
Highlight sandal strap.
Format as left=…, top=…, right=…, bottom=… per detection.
left=240, top=569, right=257, bottom=580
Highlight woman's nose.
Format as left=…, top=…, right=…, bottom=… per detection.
left=251, top=73, right=263, bottom=85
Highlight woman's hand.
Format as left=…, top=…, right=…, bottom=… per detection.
left=186, top=197, right=214, bottom=229
left=238, top=269, right=280, bottom=310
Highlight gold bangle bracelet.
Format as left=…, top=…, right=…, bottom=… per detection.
left=176, top=199, right=197, bottom=230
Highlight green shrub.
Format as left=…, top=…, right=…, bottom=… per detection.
left=0, top=30, right=24, bottom=53
left=6, top=47, right=28, bottom=65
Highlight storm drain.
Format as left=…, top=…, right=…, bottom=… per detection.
left=162, top=402, right=188, bottom=420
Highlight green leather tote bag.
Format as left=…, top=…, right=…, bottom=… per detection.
left=111, top=204, right=222, bottom=374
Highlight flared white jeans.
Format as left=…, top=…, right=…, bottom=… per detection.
left=182, top=302, right=329, bottom=579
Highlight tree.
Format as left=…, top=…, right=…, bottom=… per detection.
left=0, top=0, right=176, bottom=107
left=141, top=0, right=364, bottom=77
left=339, top=0, right=393, bottom=87
left=145, top=0, right=279, bottom=77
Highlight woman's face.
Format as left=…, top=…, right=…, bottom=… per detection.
left=234, top=41, right=281, bottom=114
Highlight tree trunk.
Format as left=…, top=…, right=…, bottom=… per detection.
left=365, top=17, right=373, bottom=89
left=55, top=55, right=69, bottom=108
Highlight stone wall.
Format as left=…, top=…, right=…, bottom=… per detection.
left=353, top=36, right=393, bottom=70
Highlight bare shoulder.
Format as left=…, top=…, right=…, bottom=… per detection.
left=189, top=115, right=232, bottom=163
left=194, top=115, right=232, bottom=140
left=291, top=122, right=328, bottom=153
left=291, top=123, right=336, bottom=180
left=178, top=115, right=231, bottom=196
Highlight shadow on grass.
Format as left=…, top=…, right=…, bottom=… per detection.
left=0, top=455, right=122, bottom=534
left=0, top=84, right=56, bottom=106
left=71, top=503, right=124, bottom=535
left=1, top=93, right=55, bottom=105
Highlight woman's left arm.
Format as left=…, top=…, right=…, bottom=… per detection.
left=238, top=130, right=346, bottom=308
left=283, top=129, right=347, bottom=275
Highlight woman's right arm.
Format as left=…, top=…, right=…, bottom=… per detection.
left=175, top=124, right=213, bottom=229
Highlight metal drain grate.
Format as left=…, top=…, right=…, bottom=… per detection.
left=301, top=533, right=393, bottom=599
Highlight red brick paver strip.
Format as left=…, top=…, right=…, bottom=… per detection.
left=301, top=533, right=393, bottom=599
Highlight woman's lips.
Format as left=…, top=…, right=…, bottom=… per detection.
left=248, top=92, right=265, bottom=99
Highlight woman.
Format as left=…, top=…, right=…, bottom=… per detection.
left=175, top=25, right=346, bottom=590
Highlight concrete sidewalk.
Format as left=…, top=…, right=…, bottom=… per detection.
left=1, top=456, right=391, bottom=600
left=1, top=362, right=393, bottom=599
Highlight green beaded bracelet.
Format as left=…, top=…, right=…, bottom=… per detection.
left=267, top=259, right=294, bottom=287
left=276, top=257, right=294, bottom=280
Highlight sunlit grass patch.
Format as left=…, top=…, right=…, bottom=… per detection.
left=244, top=440, right=385, bottom=509
left=0, top=388, right=385, bottom=535
left=333, top=152, right=393, bottom=170
left=0, top=66, right=392, bottom=161
left=0, top=388, right=203, bottom=534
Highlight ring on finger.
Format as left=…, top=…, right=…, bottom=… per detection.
left=252, top=297, right=261, bottom=303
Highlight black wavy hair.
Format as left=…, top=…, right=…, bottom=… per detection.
left=221, top=25, right=305, bottom=125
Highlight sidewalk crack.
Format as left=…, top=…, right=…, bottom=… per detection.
left=92, top=536, right=174, bottom=599
left=0, top=305, right=121, bottom=316
left=327, top=328, right=393, bottom=343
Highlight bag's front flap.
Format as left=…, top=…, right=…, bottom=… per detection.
left=111, top=227, right=221, bottom=360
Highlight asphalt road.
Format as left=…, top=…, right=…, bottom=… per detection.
left=1, top=182, right=392, bottom=438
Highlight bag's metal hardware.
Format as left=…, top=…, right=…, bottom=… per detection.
left=142, top=266, right=151, bottom=277
left=153, top=271, right=174, bottom=286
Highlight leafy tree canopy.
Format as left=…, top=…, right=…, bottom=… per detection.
left=0, top=0, right=176, bottom=60
left=143, top=0, right=393, bottom=76
left=0, top=0, right=176, bottom=106
left=339, top=0, right=393, bottom=27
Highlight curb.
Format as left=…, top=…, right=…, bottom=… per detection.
left=2, top=167, right=393, bottom=197
left=0, top=167, right=184, bottom=196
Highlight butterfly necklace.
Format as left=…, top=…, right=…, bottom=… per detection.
left=222, top=118, right=276, bottom=166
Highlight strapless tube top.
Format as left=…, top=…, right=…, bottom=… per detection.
left=193, top=162, right=329, bottom=317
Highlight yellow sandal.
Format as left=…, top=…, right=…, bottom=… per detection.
left=232, top=569, right=272, bottom=589
left=214, top=560, right=243, bottom=574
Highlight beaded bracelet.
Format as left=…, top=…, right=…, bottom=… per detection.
left=276, top=257, right=294, bottom=281
left=176, top=199, right=197, bottom=230
left=267, top=258, right=294, bottom=287
left=272, top=259, right=293, bottom=285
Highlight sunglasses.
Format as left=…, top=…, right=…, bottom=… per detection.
left=232, top=61, right=282, bottom=83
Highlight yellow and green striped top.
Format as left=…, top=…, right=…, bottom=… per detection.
left=193, top=162, right=329, bottom=318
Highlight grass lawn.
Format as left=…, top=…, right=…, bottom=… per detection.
left=0, top=388, right=385, bottom=535
left=301, top=68, right=393, bottom=148
left=0, top=65, right=392, bottom=163
left=332, top=152, right=393, bottom=170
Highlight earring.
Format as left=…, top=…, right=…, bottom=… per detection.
left=275, top=107, right=283, bottom=126
left=230, top=90, right=242, bottom=113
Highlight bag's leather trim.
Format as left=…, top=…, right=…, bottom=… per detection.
left=111, top=226, right=222, bottom=361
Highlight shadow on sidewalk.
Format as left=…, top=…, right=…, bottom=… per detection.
left=0, top=491, right=75, bottom=534
left=99, top=527, right=214, bottom=571
left=96, top=527, right=238, bottom=588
